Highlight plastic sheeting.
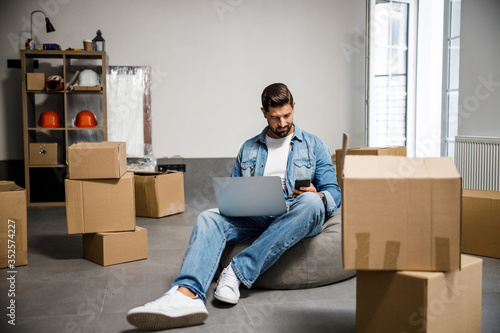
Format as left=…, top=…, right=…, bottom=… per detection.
left=107, top=66, right=152, bottom=159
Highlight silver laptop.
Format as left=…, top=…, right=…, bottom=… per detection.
left=212, top=176, right=288, bottom=217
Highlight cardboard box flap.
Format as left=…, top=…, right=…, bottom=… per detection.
left=340, top=133, right=348, bottom=180
left=344, top=156, right=461, bottom=179
left=135, top=175, right=160, bottom=217
left=346, top=146, right=407, bottom=155
left=0, top=181, right=24, bottom=192
left=421, top=157, right=461, bottom=178
left=134, top=170, right=181, bottom=176
left=98, top=226, right=146, bottom=237
left=135, top=172, right=163, bottom=176
left=72, top=141, right=124, bottom=149
left=463, top=188, right=500, bottom=199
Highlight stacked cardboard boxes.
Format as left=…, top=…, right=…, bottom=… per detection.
left=0, top=182, right=28, bottom=268
left=341, top=152, right=482, bottom=332
left=65, top=142, right=147, bottom=266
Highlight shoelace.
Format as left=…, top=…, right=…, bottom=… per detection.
left=220, top=268, right=240, bottom=291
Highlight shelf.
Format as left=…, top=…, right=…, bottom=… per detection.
left=21, top=50, right=107, bottom=206
left=28, top=127, right=105, bottom=131
left=28, top=202, right=66, bottom=207
left=66, top=127, right=105, bottom=131
left=26, top=90, right=103, bottom=94
left=67, top=90, right=103, bottom=94
left=27, top=90, right=64, bottom=94
left=29, top=164, right=66, bottom=168
left=28, top=127, right=65, bottom=131
left=23, top=50, right=105, bottom=59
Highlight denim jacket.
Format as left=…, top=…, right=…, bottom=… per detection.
left=230, top=125, right=341, bottom=216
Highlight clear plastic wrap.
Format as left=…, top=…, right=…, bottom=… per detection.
left=107, top=66, right=154, bottom=171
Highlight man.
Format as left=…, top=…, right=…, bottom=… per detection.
left=127, top=83, right=341, bottom=331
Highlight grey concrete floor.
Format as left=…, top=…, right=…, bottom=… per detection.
left=1, top=202, right=499, bottom=333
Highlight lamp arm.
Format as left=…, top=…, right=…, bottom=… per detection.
left=30, top=10, right=47, bottom=40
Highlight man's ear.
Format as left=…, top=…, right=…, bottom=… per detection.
left=261, top=107, right=267, bottom=118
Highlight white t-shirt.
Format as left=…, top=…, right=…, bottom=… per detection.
left=263, top=134, right=293, bottom=188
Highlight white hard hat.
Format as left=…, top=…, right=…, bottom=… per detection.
left=77, top=69, right=100, bottom=86
left=48, top=75, right=63, bottom=82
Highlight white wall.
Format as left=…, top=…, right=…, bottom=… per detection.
left=458, top=0, right=500, bottom=137
left=0, top=0, right=366, bottom=160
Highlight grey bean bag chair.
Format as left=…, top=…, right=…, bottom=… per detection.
left=220, top=207, right=355, bottom=289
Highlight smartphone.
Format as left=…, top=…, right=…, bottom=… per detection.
left=294, top=178, right=311, bottom=190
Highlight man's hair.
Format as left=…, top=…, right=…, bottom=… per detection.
left=261, top=83, right=294, bottom=112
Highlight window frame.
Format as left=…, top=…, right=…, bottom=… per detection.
left=366, top=0, right=418, bottom=156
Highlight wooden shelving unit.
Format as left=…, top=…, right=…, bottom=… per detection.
left=21, top=50, right=107, bottom=206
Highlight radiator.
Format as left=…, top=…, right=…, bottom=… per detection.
left=454, top=136, right=500, bottom=191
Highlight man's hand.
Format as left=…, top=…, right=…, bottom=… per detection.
left=291, top=184, right=321, bottom=198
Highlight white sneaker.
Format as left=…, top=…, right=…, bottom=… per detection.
left=214, top=264, right=241, bottom=304
left=127, top=286, right=208, bottom=330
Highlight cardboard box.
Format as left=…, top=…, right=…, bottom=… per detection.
left=0, top=182, right=28, bottom=268
left=82, top=227, right=147, bottom=266
left=335, top=146, right=406, bottom=187
left=26, top=72, right=45, bottom=91
left=462, top=189, right=500, bottom=259
left=29, top=143, right=59, bottom=165
left=134, top=171, right=185, bottom=218
left=65, top=172, right=136, bottom=234
left=356, top=254, right=482, bottom=333
left=342, top=156, right=462, bottom=271
left=67, top=141, right=127, bottom=179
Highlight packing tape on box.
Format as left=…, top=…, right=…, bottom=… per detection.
left=356, top=233, right=402, bottom=270
left=355, top=232, right=370, bottom=269
left=384, top=241, right=400, bottom=270
left=435, top=237, right=451, bottom=270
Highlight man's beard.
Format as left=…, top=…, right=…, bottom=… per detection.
left=270, top=123, right=293, bottom=138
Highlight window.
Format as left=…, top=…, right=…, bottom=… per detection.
left=444, top=0, right=461, bottom=159
left=368, top=0, right=417, bottom=154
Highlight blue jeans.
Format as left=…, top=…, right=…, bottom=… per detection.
left=171, top=192, right=325, bottom=304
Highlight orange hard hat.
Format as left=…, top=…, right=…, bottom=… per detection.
left=74, top=110, right=98, bottom=128
left=38, top=110, right=61, bottom=128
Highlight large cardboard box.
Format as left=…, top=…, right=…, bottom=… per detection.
left=342, top=156, right=462, bottom=271
left=82, top=227, right=147, bottom=266
left=462, top=189, right=500, bottom=259
left=67, top=141, right=127, bottom=179
left=29, top=142, right=59, bottom=165
left=134, top=171, right=185, bottom=218
left=0, top=182, right=28, bottom=268
left=26, top=72, right=45, bottom=91
left=334, top=146, right=406, bottom=187
left=356, top=254, right=482, bottom=333
left=65, top=172, right=136, bottom=234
